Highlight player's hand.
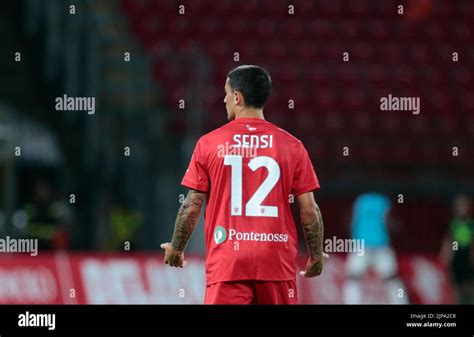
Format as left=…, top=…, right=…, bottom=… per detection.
left=300, top=253, right=329, bottom=278
left=161, top=242, right=187, bottom=268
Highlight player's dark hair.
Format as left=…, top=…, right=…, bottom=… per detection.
left=227, top=65, right=271, bottom=109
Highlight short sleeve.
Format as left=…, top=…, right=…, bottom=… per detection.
left=291, top=142, right=320, bottom=196
left=181, top=139, right=210, bottom=192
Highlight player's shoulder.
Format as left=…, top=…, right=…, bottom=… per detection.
left=196, top=125, right=227, bottom=144
left=268, top=122, right=304, bottom=147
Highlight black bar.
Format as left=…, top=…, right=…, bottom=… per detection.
left=0, top=305, right=472, bottom=335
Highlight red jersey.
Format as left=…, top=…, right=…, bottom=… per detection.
left=181, top=117, right=320, bottom=285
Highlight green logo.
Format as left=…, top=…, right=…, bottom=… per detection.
left=214, top=226, right=227, bottom=244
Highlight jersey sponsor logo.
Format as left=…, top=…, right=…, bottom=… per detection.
left=214, top=226, right=227, bottom=244
left=246, top=124, right=257, bottom=131
left=218, top=228, right=290, bottom=244
left=214, top=227, right=288, bottom=245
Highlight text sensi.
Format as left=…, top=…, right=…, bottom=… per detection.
left=233, top=134, right=273, bottom=149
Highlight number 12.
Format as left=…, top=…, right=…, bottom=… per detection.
left=224, top=155, right=280, bottom=217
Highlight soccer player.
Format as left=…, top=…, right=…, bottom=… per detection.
left=161, top=65, right=326, bottom=304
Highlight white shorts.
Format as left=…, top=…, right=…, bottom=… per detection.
left=346, top=246, right=398, bottom=279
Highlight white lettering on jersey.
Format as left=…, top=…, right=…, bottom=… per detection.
left=232, top=134, right=273, bottom=149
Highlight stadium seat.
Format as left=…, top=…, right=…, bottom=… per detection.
left=197, top=17, right=221, bottom=36
left=306, top=20, right=330, bottom=38
left=225, top=17, right=252, bottom=36
left=255, top=19, right=277, bottom=37
left=120, top=0, right=472, bottom=184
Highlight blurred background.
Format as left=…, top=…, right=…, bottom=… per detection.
left=0, top=0, right=472, bottom=304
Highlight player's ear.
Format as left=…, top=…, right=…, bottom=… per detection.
left=233, top=91, right=239, bottom=105
left=234, top=91, right=243, bottom=106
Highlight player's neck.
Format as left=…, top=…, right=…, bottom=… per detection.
left=235, top=108, right=265, bottom=120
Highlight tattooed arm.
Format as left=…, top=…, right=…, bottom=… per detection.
left=161, top=189, right=206, bottom=267
left=297, top=192, right=327, bottom=277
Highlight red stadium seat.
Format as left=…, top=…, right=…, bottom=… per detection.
left=306, top=65, right=329, bottom=86
left=225, top=17, right=252, bottom=36
left=238, top=0, right=260, bottom=15
left=186, top=0, right=207, bottom=14
left=147, top=0, right=176, bottom=13
left=306, top=20, right=330, bottom=38
left=262, top=41, right=288, bottom=62
left=368, top=65, right=389, bottom=85
left=255, top=19, right=277, bottom=37
left=294, top=41, right=317, bottom=62
left=367, top=20, right=390, bottom=40
left=339, top=20, right=361, bottom=39
left=165, top=17, right=191, bottom=37
left=453, top=22, right=472, bottom=41
left=319, top=0, right=342, bottom=16
left=382, top=42, right=404, bottom=63
left=292, top=0, right=316, bottom=15
left=197, top=17, right=221, bottom=36
left=237, top=41, right=259, bottom=61
left=345, top=91, right=367, bottom=117
left=212, top=0, right=234, bottom=15
left=259, top=0, right=287, bottom=16
left=349, top=0, right=370, bottom=16
left=391, top=140, right=416, bottom=166
left=360, top=137, right=382, bottom=163
left=121, top=0, right=149, bottom=16
left=204, top=40, right=232, bottom=59
left=323, top=110, right=344, bottom=131
left=278, top=18, right=304, bottom=37
left=380, top=112, right=402, bottom=134
left=394, top=66, right=416, bottom=84
left=425, top=22, right=448, bottom=40
left=336, top=65, right=359, bottom=86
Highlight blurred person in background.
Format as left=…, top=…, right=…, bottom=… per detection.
left=441, top=194, right=474, bottom=304
left=104, top=204, right=142, bottom=251
left=344, top=192, right=407, bottom=304
left=20, top=179, right=72, bottom=250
